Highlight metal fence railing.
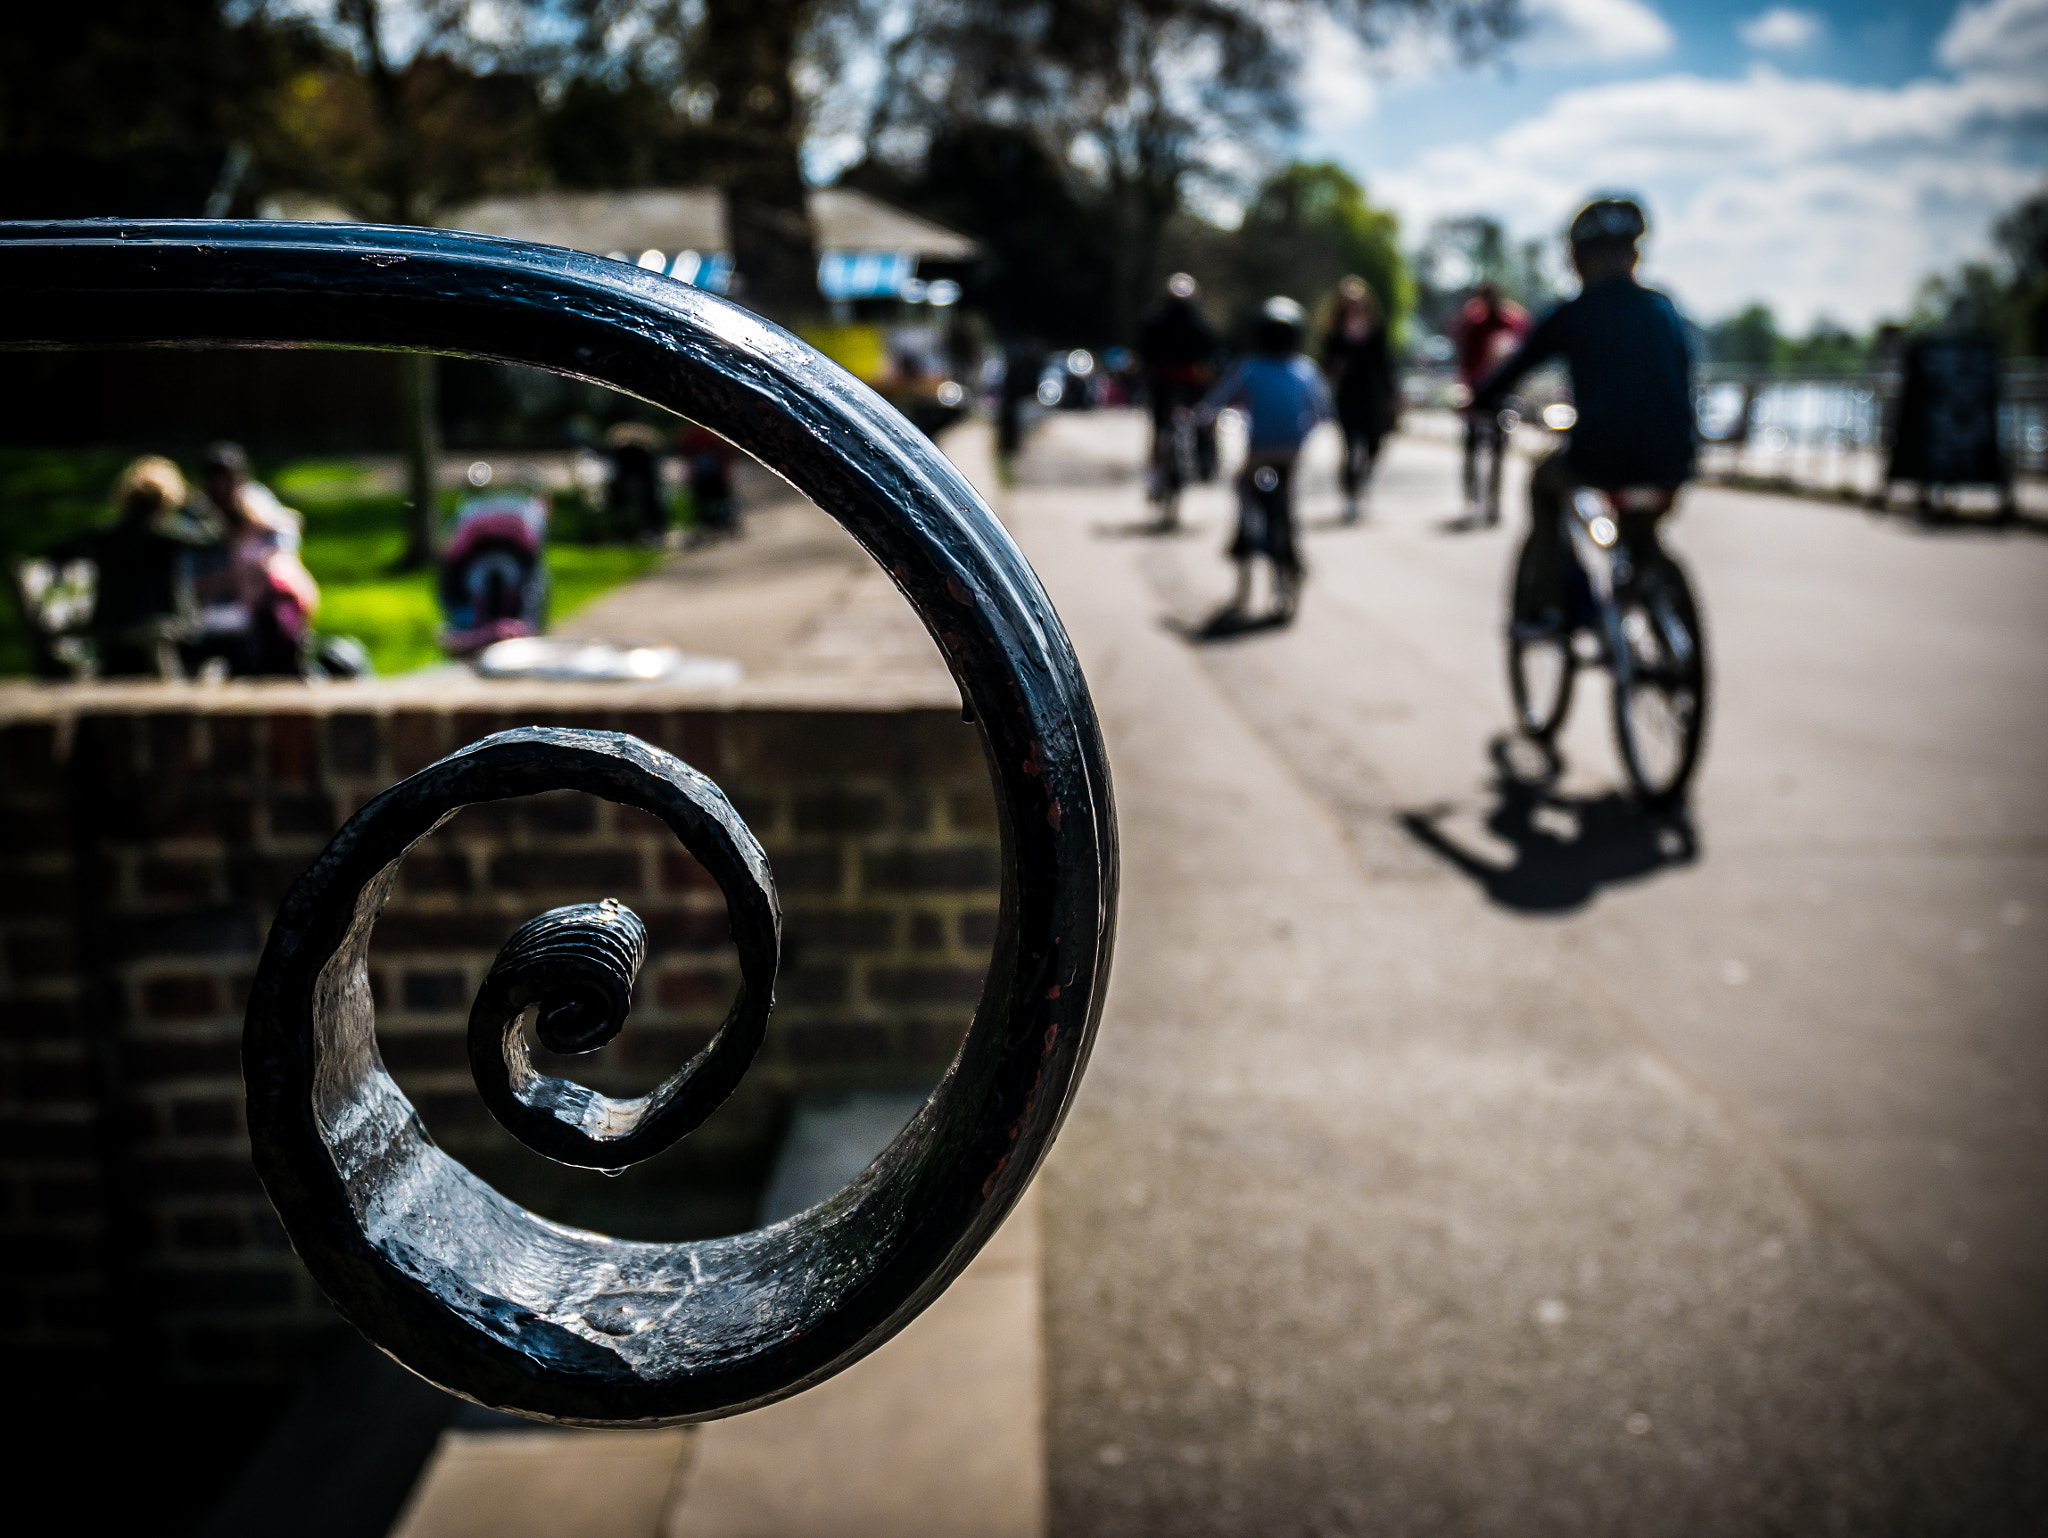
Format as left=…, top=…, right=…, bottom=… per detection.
left=1403, top=362, right=2047, bottom=503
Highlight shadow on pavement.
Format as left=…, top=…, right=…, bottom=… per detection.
left=1090, top=516, right=1205, bottom=540
left=1401, top=735, right=1698, bottom=913
left=1433, top=509, right=1503, bottom=535
left=1165, top=605, right=1295, bottom=644
left=1300, top=512, right=1367, bottom=533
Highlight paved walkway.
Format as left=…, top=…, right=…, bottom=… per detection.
left=995, top=411, right=2048, bottom=1535
left=381, top=408, right=2046, bottom=1535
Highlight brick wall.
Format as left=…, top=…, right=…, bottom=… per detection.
left=0, top=699, right=998, bottom=1388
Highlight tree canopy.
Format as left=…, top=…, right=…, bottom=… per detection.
left=1236, top=161, right=1411, bottom=340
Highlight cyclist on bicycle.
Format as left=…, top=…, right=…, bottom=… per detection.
left=1137, top=273, right=1223, bottom=512
left=1451, top=281, right=1529, bottom=521
left=1199, top=296, right=1332, bottom=621
left=1470, top=198, right=1695, bottom=635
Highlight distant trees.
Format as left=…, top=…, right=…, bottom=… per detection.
left=1700, top=305, right=1868, bottom=373
left=1696, top=184, right=2048, bottom=375
left=1, top=2, right=284, bottom=166
left=1234, top=162, right=1411, bottom=340
left=1409, top=214, right=1559, bottom=339
left=1997, top=189, right=2048, bottom=356
left=1909, top=186, right=2048, bottom=357
left=857, top=0, right=1518, bottom=340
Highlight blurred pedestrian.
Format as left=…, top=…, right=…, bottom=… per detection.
left=1321, top=276, right=1399, bottom=522
left=199, top=441, right=301, bottom=552
left=1452, top=282, right=1530, bottom=521
left=995, top=338, right=1045, bottom=477
left=70, top=456, right=223, bottom=676
left=1200, top=297, right=1332, bottom=622
left=1138, top=274, right=1224, bottom=518
left=193, top=442, right=320, bottom=676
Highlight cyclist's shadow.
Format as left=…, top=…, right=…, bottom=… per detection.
left=1400, top=736, right=1697, bottom=913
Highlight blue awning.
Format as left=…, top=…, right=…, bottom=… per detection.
left=818, top=250, right=915, bottom=301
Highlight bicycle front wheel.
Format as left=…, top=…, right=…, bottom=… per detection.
left=1611, top=556, right=1709, bottom=806
left=1507, top=533, right=1576, bottom=740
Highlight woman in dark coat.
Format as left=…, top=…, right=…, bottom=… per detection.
left=1321, top=275, right=1400, bottom=521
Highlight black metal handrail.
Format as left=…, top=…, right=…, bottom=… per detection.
left=0, top=219, right=1118, bottom=1427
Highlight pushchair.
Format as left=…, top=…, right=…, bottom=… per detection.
left=439, top=491, right=550, bottom=658
left=678, top=422, right=738, bottom=539
left=604, top=421, right=670, bottom=542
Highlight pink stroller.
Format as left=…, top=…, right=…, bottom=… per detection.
left=438, top=492, right=550, bottom=658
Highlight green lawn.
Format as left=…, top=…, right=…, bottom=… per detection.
left=1, top=452, right=666, bottom=676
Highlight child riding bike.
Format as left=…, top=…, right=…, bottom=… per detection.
left=1468, top=197, right=1696, bottom=637
left=1199, top=296, right=1333, bottom=623
left=1471, top=197, right=1709, bottom=804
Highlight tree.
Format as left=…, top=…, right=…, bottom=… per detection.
left=1780, top=320, right=1866, bottom=374
left=1893, top=185, right=2048, bottom=356
left=1409, top=213, right=1559, bottom=339
left=843, top=124, right=1120, bottom=344
left=697, top=0, right=822, bottom=321
left=249, top=0, right=550, bottom=566
left=1236, top=161, right=1410, bottom=340
left=561, top=0, right=885, bottom=324
left=2, top=2, right=272, bottom=159
left=1705, top=304, right=1781, bottom=368
left=863, top=0, right=1520, bottom=339
left=1995, top=186, right=2048, bottom=356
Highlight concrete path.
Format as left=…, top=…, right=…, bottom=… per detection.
left=990, top=410, right=2048, bottom=1535
left=381, top=408, right=2045, bottom=1535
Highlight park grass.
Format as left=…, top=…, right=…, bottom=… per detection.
left=1, top=451, right=664, bottom=676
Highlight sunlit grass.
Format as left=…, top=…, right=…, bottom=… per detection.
left=1, top=451, right=665, bottom=676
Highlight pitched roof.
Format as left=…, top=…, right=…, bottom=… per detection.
left=439, top=186, right=977, bottom=260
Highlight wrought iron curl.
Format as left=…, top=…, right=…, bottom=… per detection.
left=0, top=219, right=1118, bottom=1429
left=451, top=739, right=778, bottom=1174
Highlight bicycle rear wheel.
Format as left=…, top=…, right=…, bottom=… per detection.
left=1611, top=555, right=1708, bottom=806
left=1507, top=533, right=1575, bottom=740
left=1151, top=423, right=1183, bottom=528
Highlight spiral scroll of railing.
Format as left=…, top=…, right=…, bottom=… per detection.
left=0, top=218, right=1117, bottom=1427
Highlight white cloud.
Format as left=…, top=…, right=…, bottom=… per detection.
left=1366, top=34, right=2048, bottom=330
left=1938, top=0, right=2048, bottom=77
left=1299, top=14, right=1384, bottom=135
left=1520, top=0, right=1676, bottom=64
left=1299, top=0, right=1669, bottom=119
left=1737, top=7, right=1824, bottom=52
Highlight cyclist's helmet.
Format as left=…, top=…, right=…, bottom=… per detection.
left=1254, top=295, right=1307, bottom=354
left=1568, top=196, right=1647, bottom=250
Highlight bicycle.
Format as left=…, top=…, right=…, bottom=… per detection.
left=1148, top=404, right=1199, bottom=529
left=1507, top=484, right=1708, bottom=807
left=1228, top=458, right=1301, bottom=622
left=1464, top=404, right=1513, bottom=525
left=1155, top=403, right=1196, bottom=528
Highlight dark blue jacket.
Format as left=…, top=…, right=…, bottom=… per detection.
left=1474, top=276, right=1696, bottom=487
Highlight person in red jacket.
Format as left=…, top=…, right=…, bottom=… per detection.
left=1451, top=282, right=1529, bottom=521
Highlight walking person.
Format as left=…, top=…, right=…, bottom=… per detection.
left=193, top=441, right=321, bottom=675
left=1200, top=297, right=1332, bottom=623
left=1452, top=281, right=1530, bottom=522
left=1320, top=276, right=1399, bottom=522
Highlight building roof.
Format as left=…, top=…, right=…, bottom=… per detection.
left=438, top=186, right=978, bottom=261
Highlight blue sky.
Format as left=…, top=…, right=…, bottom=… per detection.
left=1297, top=0, right=2048, bottom=329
